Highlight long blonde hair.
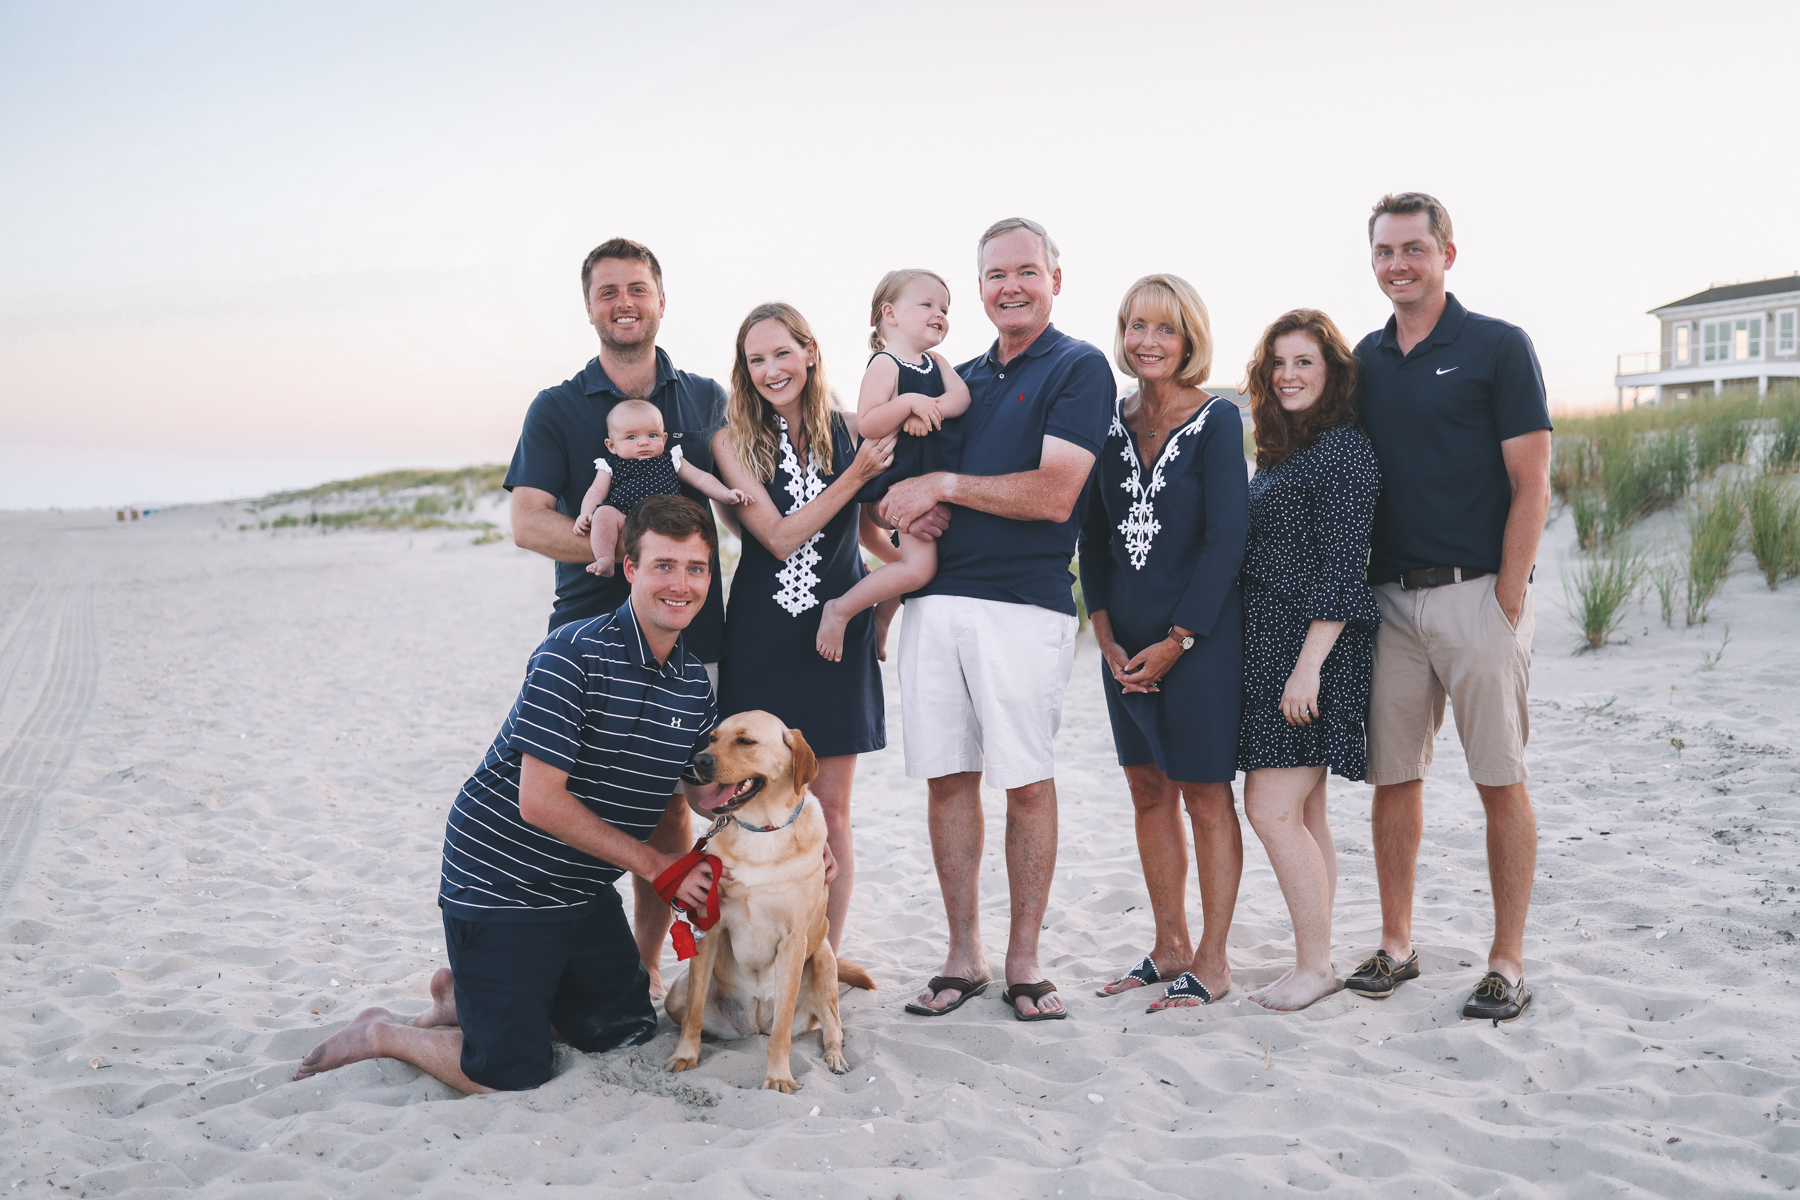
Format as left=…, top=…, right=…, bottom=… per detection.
left=869, top=269, right=949, bottom=352
left=727, top=302, right=836, bottom=482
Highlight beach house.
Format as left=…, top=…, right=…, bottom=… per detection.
left=1613, top=273, right=1800, bottom=407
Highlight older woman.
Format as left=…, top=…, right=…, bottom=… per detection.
left=712, top=302, right=895, bottom=952
left=1237, top=309, right=1381, bottom=1011
left=1077, top=273, right=1247, bottom=1012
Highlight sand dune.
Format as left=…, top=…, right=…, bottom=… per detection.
left=1, top=500, right=1797, bottom=1197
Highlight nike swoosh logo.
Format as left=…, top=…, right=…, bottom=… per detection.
left=1436, top=367, right=1459, bottom=375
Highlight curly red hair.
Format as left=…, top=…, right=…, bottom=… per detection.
left=1244, top=309, right=1361, bottom=470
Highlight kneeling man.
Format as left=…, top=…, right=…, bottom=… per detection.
left=295, top=496, right=720, bottom=1093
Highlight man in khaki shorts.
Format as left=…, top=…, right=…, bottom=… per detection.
left=1346, top=193, right=1552, bottom=1022
left=878, top=217, right=1115, bottom=1021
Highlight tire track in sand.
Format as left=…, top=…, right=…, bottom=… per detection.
left=0, top=585, right=99, bottom=904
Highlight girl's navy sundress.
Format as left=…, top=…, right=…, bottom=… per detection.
left=1077, top=393, right=1248, bottom=783
left=1236, top=424, right=1383, bottom=780
left=596, top=437, right=685, bottom=514
left=867, top=351, right=963, bottom=497
left=718, top=413, right=885, bottom=758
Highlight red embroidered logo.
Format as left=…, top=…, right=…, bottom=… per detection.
left=1017, top=392, right=1025, bottom=402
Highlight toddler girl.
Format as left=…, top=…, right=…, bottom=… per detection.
left=815, top=269, right=971, bottom=659
left=574, top=398, right=752, bottom=576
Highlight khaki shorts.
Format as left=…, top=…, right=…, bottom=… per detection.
left=1366, top=575, right=1533, bottom=788
left=898, top=594, right=1077, bottom=790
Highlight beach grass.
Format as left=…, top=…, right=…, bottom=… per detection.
left=260, top=464, right=509, bottom=508
left=1563, top=541, right=1642, bottom=651
left=1684, top=484, right=1743, bottom=625
left=1569, top=489, right=1605, bottom=552
left=1768, top=395, right=1800, bottom=472
left=1646, top=555, right=1680, bottom=626
left=1745, top=469, right=1800, bottom=589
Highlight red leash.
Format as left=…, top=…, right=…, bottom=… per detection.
left=651, top=836, right=723, bottom=961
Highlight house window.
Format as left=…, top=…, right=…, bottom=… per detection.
left=1779, top=309, right=1797, bottom=356
left=1674, top=324, right=1691, bottom=364
left=1705, top=317, right=1763, bottom=361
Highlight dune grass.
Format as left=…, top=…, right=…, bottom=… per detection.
left=1562, top=541, right=1642, bottom=651
left=1768, top=395, right=1800, bottom=472
left=1745, top=469, right=1800, bottom=589
left=1646, top=556, right=1680, bottom=626
left=261, top=464, right=509, bottom=507
left=1684, top=484, right=1743, bottom=625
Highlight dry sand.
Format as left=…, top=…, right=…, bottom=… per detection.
left=1, top=498, right=1797, bottom=1198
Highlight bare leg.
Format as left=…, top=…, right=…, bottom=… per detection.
left=410, top=967, right=458, bottom=1028
left=1182, top=780, right=1242, bottom=1000
left=817, top=536, right=935, bottom=661
left=586, top=507, right=627, bottom=576
left=1002, top=777, right=1061, bottom=1017
left=1371, top=780, right=1423, bottom=960
left=811, top=754, right=859, bottom=952
left=634, top=792, right=690, bottom=1000
left=1098, top=764, right=1191, bottom=994
left=294, top=1008, right=492, bottom=1095
left=1245, top=767, right=1338, bottom=1011
left=1305, top=777, right=1338, bottom=911
left=916, top=770, right=991, bottom=1011
left=1475, top=781, right=1536, bottom=983
left=871, top=597, right=902, bottom=663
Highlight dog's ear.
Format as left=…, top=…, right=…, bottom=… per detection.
left=784, top=727, right=819, bottom=792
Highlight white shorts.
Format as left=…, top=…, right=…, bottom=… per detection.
left=897, top=594, right=1077, bottom=790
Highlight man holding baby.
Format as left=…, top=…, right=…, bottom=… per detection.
left=881, top=218, right=1115, bottom=1021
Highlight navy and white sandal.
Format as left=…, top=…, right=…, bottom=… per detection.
left=1096, top=954, right=1163, bottom=996
left=1147, top=972, right=1221, bottom=1011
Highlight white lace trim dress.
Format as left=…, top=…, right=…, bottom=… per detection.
left=771, top=419, right=828, bottom=617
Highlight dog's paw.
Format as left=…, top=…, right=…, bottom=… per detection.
left=823, top=1050, right=849, bottom=1075
left=665, top=1051, right=699, bottom=1074
left=761, top=1075, right=798, bottom=1094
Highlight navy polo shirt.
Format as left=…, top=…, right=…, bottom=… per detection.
left=913, top=323, right=1115, bottom=615
left=1356, top=294, right=1551, bottom=584
left=504, top=347, right=728, bottom=659
left=439, top=601, right=716, bottom=923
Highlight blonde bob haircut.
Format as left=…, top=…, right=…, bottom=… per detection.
left=1113, top=274, right=1213, bottom=388
left=726, top=302, right=836, bottom=483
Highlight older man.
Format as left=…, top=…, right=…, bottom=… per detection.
left=293, top=498, right=721, bottom=1093
left=1347, top=193, right=1552, bottom=1023
left=881, top=218, right=1115, bottom=1021
left=504, top=238, right=728, bottom=995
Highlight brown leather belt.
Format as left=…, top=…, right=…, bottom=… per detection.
left=1398, top=566, right=1490, bottom=590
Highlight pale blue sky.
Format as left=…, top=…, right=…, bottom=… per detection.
left=4, top=0, right=1797, bottom=507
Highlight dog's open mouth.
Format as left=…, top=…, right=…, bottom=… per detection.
left=692, top=775, right=764, bottom=814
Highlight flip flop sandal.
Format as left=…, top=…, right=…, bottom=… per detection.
left=1096, top=954, right=1162, bottom=996
left=1147, top=972, right=1221, bottom=1011
left=1002, top=980, right=1068, bottom=1022
left=903, top=975, right=989, bottom=1016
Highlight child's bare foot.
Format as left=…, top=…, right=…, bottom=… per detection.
left=1250, top=965, right=1338, bottom=1011
left=815, top=599, right=851, bottom=661
left=410, top=967, right=458, bottom=1028
left=872, top=597, right=901, bottom=662
left=587, top=556, right=615, bottom=577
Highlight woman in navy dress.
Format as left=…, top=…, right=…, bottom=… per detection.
left=1236, top=308, right=1381, bottom=1012
left=712, top=302, right=897, bottom=951
left=1077, top=274, right=1247, bottom=1013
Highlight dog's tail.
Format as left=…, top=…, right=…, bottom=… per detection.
left=835, top=959, right=876, bottom=992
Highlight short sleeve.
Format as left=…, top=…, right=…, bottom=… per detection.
left=503, top=639, right=589, bottom=772
left=1044, top=351, right=1117, bottom=456
left=1492, top=327, right=1552, bottom=441
left=504, top=391, right=571, bottom=496
left=594, top=457, right=612, bottom=475
left=670, top=444, right=686, bottom=470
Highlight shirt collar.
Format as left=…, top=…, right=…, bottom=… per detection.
left=984, top=322, right=1064, bottom=367
left=583, top=346, right=678, bottom=398
left=1378, top=294, right=1468, bottom=354
left=615, top=599, right=687, bottom=680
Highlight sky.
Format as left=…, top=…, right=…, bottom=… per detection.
left=4, top=0, right=1799, bottom=509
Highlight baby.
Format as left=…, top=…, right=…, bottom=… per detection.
left=815, top=269, right=971, bottom=660
left=574, top=398, right=752, bottom=576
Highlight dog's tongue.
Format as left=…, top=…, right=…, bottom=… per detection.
left=691, top=781, right=741, bottom=811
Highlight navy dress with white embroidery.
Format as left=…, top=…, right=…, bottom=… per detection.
left=1236, top=424, right=1382, bottom=780
left=1078, top=393, right=1247, bottom=782
left=717, top=413, right=885, bottom=757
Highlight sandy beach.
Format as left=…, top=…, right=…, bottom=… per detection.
left=2, top=495, right=1797, bottom=1198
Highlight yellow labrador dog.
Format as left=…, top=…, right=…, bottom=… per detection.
left=664, top=710, right=874, bottom=1092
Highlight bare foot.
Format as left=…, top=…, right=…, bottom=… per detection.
left=410, top=968, right=458, bottom=1029
left=872, top=597, right=901, bottom=662
left=587, top=557, right=615, bottom=577
left=815, top=599, right=850, bottom=662
left=294, top=1007, right=399, bottom=1080
left=1251, top=965, right=1338, bottom=1012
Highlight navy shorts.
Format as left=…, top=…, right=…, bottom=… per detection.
left=443, top=888, right=657, bottom=1091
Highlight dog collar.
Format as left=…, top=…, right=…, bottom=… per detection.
left=726, top=796, right=808, bottom=835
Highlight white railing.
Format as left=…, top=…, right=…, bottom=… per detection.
left=1616, top=351, right=1662, bottom=377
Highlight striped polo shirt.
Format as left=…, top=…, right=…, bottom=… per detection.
left=438, top=601, right=716, bottom=923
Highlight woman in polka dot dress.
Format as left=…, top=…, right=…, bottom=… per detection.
left=1238, top=308, right=1382, bottom=1012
